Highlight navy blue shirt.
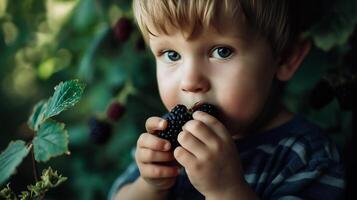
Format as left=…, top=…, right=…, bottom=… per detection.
left=108, top=115, right=345, bottom=200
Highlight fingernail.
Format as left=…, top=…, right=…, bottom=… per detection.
left=164, top=142, right=171, bottom=150
left=159, top=120, right=166, bottom=129
left=192, top=111, right=201, bottom=118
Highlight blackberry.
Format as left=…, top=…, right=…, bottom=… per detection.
left=309, top=77, right=335, bottom=109
left=334, top=74, right=357, bottom=110
left=107, top=101, right=126, bottom=121
left=158, top=103, right=218, bottom=150
left=158, top=105, right=192, bottom=149
left=88, top=117, right=113, bottom=144
left=193, top=103, right=219, bottom=118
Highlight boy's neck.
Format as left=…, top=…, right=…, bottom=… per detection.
left=258, top=107, right=294, bottom=133
left=232, top=106, right=294, bottom=140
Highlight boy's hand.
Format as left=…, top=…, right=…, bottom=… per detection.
left=135, top=117, right=180, bottom=191
left=173, top=111, right=246, bottom=197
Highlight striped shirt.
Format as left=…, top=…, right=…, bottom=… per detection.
left=108, top=115, right=345, bottom=200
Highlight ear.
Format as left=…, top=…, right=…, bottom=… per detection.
left=276, top=39, right=311, bottom=81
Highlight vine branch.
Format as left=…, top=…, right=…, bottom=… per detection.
left=31, top=145, right=39, bottom=182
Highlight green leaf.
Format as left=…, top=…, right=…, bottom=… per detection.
left=78, top=25, right=109, bottom=83
left=44, top=79, right=85, bottom=119
left=72, top=0, right=98, bottom=32
left=0, top=140, right=30, bottom=185
left=33, top=120, right=69, bottom=162
left=27, top=100, right=47, bottom=131
left=311, top=0, right=357, bottom=51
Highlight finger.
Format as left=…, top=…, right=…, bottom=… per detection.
left=140, top=163, right=180, bottom=178
left=145, top=116, right=167, bottom=134
left=192, top=111, right=229, bottom=140
left=137, top=148, right=175, bottom=163
left=137, top=133, right=171, bottom=151
left=173, top=146, right=196, bottom=168
left=177, top=130, right=206, bottom=158
left=182, top=119, right=220, bottom=148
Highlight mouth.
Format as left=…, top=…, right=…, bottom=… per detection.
left=191, top=101, right=205, bottom=110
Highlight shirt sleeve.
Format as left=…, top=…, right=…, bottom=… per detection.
left=107, top=150, right=140, bottom=200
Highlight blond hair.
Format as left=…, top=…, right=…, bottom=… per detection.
left=133, top=0, right=312, bottom=57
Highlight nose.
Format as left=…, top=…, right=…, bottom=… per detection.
left=180, top=62, right=210, bottom=93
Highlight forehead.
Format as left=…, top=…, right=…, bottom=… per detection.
left=146, top=18, right=254, bottom=43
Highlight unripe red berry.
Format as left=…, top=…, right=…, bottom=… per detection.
left=113, top=17, right=133, bottom=42
left=107, top=101, right=126, bottom=121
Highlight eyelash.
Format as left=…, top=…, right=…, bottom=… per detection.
left=161, top=50, right=181, bottom=62
left=157, top=46, right=235, bottom=63
left=210, top=46, right=234, bottom=60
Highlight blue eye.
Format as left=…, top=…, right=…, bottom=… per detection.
left=211, top=47, right=233, bottom=59
left=163, top=50, right=181, bottom=62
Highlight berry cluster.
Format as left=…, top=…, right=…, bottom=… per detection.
left=310, top=73, right=357, bottom=110
left=158, top=103, right=219, bottom=150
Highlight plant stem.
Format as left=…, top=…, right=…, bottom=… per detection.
left=31, top=146, right=39, bottom=182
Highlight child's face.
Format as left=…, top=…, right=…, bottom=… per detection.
left=148, top=25, right=280, bottom=135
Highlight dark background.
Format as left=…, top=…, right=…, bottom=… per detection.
left=0, top=0, right=356, bottom=199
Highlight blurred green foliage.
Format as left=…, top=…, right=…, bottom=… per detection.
left=0, top=0, right=356, bottom=199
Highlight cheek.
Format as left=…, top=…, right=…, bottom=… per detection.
left=220, top=88, right=264, bottom=127
left=217, top=71, right=274, bottom=132
left=157, top=69, right=178, bottom=111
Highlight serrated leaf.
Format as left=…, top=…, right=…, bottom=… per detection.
left=33, top=120, right=69, bottom=162
left=0, top=140, right=30, bottom=185
left=27, top=100, right=47, bottom=131
left=44, top=79, right=85, bottom=119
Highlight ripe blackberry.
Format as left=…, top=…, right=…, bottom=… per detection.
left=309, top=77, right=335, bottom=110
left=158, top=103, right=218, bottom=150
left=88, top=117, right=112, bottom=144
left=107, top=101, right=126, bottom=121
left=193, top=103, right=219, bottom=118
left=158, top=105, right=192, bottom=149
left=335, top=74, right=357, bottom=110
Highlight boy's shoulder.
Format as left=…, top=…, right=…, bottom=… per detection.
left=240, top=114, right=326, bottom=141
left=236, top=114, right=341, bottom=162
left=237, top=115, right=345, bottom=199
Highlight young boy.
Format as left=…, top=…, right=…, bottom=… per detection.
left=109, top=0, right=345, bottom=199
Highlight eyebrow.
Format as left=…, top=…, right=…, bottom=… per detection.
left=148, top=38, right=171, bottom=55
left=148, top=35, right=175, bottom=48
